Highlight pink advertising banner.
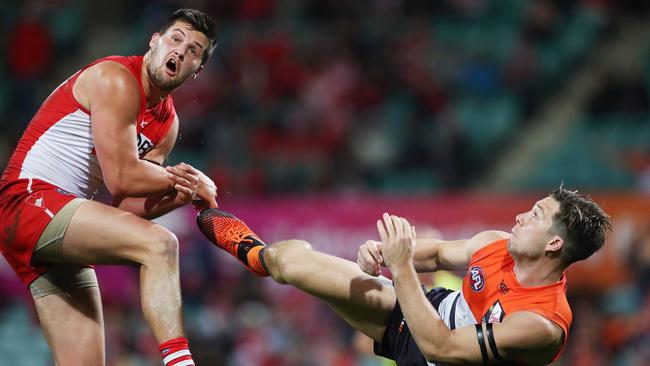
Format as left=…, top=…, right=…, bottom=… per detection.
left=210, top=192, right=649, bottom=290
left=1, top=192, right=646, bottom=297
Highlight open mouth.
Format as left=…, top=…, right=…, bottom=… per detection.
left=165, top=58, right=178, bottom=75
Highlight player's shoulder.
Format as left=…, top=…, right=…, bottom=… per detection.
left=467, top=230, right=511, bottom=258
left=86, top=60, right=137, bottom=87
left=76, top=60, right=140, bottom=105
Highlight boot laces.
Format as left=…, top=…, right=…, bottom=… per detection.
left=224, top=225, right=254, bottom=248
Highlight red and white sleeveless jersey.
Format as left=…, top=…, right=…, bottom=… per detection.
left=1, top=55, right=176, bottom=198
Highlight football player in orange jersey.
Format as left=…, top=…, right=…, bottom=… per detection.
left=199, top=188, right=611, bottom=365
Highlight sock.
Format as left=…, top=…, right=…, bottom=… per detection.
left=159, top=337, right=195, bottom=366
left=246, top=245, right=269, bottom=277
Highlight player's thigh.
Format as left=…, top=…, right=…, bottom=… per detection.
left=273, top=240, right=396, bottom=340
left=34, top=283, right=105, bottom=365
left=275, top=240, right=396, bottom=310
left=60, top=200, right=176, bottom=265
left=313, top=260, right=395, bottom=342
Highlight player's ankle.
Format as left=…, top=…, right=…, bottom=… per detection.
left=262, top=245, right=289, bottom=283
left=159, top=337, right=195, bottom=366
left=246, top=245, right=269, bottom=276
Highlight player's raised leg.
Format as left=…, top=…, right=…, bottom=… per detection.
left=198, top=209, right=397, bottom=341
left=265, top=239, right=396, bottom=341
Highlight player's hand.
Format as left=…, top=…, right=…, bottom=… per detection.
left=357, top=240, right=384, bottom=276
left=171, top=184, right=195, bottom=206
left=377, top=213, right=416, bottom=270
left=192, top=168, right=218, bottom=209
left=166, top=162, right=200, bottom=204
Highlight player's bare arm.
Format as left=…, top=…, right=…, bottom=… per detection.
left=112, top=116, right=200, bottom=219
left=74, top=61, right=177, bottom=197
left=358, top=229, right=510, bottom=275
left=379, top=214, right=562, bottom=365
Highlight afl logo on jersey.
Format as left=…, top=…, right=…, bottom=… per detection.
left=469, top=266, right=485, bottom=292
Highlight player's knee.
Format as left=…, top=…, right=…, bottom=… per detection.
left=144, top=225, right=179, bottom=267
left=269, top=239, right=312, bottom=282
left=278, top=239, right=312, bottom=258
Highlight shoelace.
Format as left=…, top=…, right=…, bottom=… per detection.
left=224, top=225, right=254, bottom=248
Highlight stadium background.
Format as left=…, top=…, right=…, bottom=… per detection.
left=1, top=0, right=649, bottom=365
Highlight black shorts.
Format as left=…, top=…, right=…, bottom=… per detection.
left=374, top=287, right=456, bottom=366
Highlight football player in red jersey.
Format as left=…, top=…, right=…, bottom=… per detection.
left=0, top=9, right=218, bottom=366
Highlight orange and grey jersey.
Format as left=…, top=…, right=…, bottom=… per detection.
left=377, top=239, right=571, bottom=366
left=449, top=239, right=572, bottom=362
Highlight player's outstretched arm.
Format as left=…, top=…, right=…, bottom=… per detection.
left=417, top=230, right=511, bottom=272
left=357, top=229, right=510, bottom=275
left=77, top=61, right=177, bottom=197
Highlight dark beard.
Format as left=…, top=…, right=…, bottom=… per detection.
left=146, top=62, right=184, bottom=91
left=144, top=49, right=185, bottom=91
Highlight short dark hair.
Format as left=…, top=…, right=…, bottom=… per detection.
left=550, top=188, right=612, bottom=266
left=159, top=9, right=217, bottom=65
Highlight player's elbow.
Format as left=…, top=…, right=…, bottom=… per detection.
left=422, top=346, right=453, bottom=364
left=103, top=169, right=131, bottom=196
left=421, top=347, right=440, bottom=364
left=421, top=339, right=467, bottom=364
left=423, top=352, right=464, bottom=365
left=105, top=182, right=126, bottom=196
left=415, top=336, right=444, bottom=363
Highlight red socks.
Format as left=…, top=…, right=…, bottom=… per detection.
left=159, top=337, right=195, bottom=366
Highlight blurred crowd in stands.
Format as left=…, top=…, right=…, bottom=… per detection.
left=5, top=0, right=650, bottom=193
left=1, top=0, right=650, bottom=365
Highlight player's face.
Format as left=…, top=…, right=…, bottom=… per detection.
left=145, top=21, right=209, bottom=91
left=508, top=196, right=561, bottom=258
